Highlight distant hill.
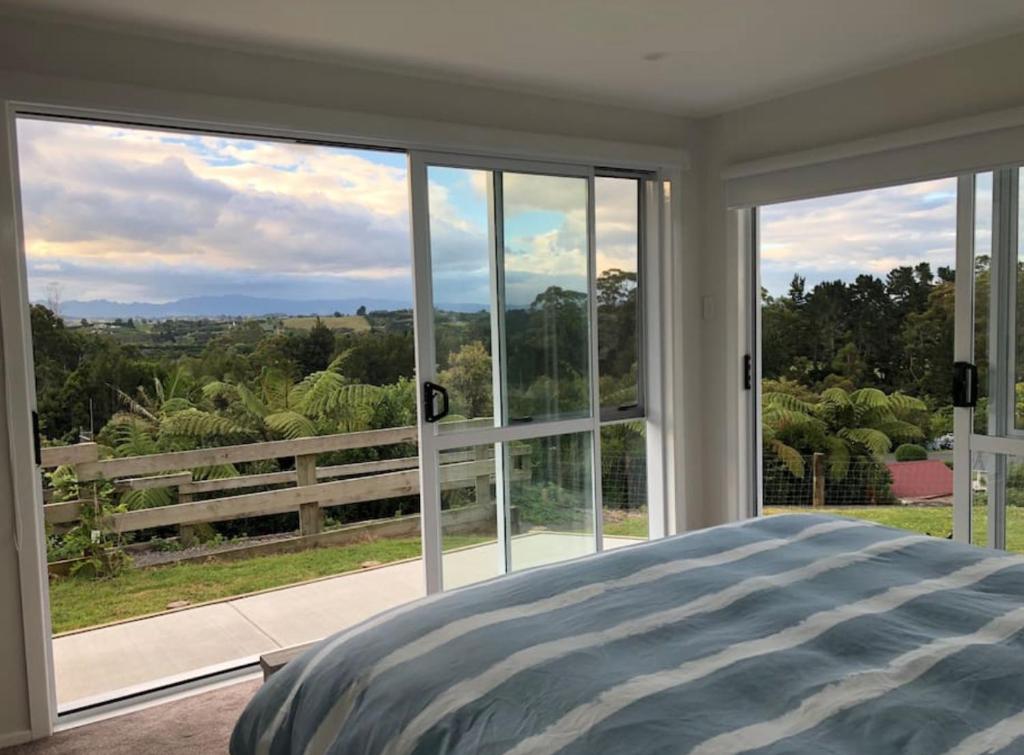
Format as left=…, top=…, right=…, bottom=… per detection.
left=51, top=295, right=488, bottom=320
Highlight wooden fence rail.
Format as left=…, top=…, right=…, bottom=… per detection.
left=41, top=427, right=530, bottom=548
left=40, top=425, right=419, bottom=480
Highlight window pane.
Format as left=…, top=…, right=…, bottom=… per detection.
left=596, top=176, right=641, bottom=416
left=508, top=431, right=594, bottom=570
left=601, top=422, right=648, bottom=540
left=427, top=166, right=495, bottom=433
left=971, top=451, right=1024, bottom=552
left=501, top=173, right=590, bottom=424
left=18, top=117, right=421, bottom=708
left=757, top=178, right=957, bottom=539
left=975, top=172, right=993, bottom=435
left=440, top=445, right=501, bottom=589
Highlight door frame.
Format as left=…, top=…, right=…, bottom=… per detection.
left=410, top=150, right=663, bottom=592
left=954, top=167, right=1024, bottom=549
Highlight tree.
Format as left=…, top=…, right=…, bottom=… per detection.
left=439, top=341, right=492, bottom=419
left=762, top=383, right=927, bottom=482
left=356, top=305, right=367, bottom=316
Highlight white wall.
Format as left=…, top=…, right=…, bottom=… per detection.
left=696, top=30, right=1024, bottom=528
left=0, top=13, right=702, bottom=741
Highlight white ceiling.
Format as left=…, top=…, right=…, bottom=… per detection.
left=4, top=0, right=1024, bottom=116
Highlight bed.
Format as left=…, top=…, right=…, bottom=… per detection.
left=231, top=514, right=1024, bottom=754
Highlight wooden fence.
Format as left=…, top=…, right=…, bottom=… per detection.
left=41, top=426, right=528, bottom=549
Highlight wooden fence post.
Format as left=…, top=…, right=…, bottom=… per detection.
left=812, top=452, right=825, bottom=507
left=296, top=454, right=322, bottom=535
left=474, top=445, right=492, bottom=508
left=179, top=487, right=197, bottom=546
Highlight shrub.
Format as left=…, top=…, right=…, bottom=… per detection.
left=894, top=443, right=928, bottom=462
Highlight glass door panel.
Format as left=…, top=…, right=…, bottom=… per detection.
left=426, top=166, right=497, bottom=434
left=508, top=431, right=595, bottom=570
left=955, top=166, right=1023, bottom=550
left=411, top=154, right=599, bottom=592
left=440, top=444, right=502, bottom=589
left=501, top=173, right=591, bottom=425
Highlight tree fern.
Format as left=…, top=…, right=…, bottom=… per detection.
left=160, top=408, right=246, bottom=441
left=265, top=410, right=317, bottom=439
left=838, top=427, right=892, bottom=456
left=769, top=438, right=805, bottom=478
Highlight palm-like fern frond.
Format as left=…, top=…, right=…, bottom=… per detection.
left=191, top=463, right=240, bottom=480
left=769, top=439, right=805, bottom=478
left=160, top=409, right=246, bottom=441
left=265, top=410, right=317, bottom=439
left=874, top=419, right=925, bottom=443
left=122, top=486, right=174, bottom=510
left=888, top=392, right=928, bottom=412
left=824, top=436, right=851, bottom=480
left=762, top=392, right=815, bottom=414
left=838, top=427, right=891, bottom=456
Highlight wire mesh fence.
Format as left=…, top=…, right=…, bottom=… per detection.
left=762, top=452, right=898, bottom=507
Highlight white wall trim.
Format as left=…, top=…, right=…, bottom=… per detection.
left=721, top=208, right=756, bottom=522
left=722, top=103, right=1024, bottom=181
left=0, top=71, right=688, bottom=173
left=722, top=104, right=1024, bottom=209
left=0, top=728, right=34, bottom=748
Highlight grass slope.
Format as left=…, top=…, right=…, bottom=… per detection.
left=765, top=505, right=1024, bottom=551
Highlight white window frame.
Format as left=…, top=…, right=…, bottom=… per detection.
left=0, top=92, right=684, bottom=733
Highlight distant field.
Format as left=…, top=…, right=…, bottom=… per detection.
left=283, top=315, right=370, bottom=332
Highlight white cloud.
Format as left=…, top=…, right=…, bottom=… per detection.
left=759, top=178, right=958, bottom=293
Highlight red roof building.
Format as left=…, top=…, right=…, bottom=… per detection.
left=886, top=460, right=954, bottom=500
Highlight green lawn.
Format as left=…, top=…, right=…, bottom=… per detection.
left=51, top=512, right=651, bottom=634
left=51, top=535, right=479, bottom=634
left=765, top=505, right=1024, bottom=552
left=602, top=508, right=648, bottom=538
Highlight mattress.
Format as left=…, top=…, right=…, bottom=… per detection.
left=231, top=514, right=1024, bottom=754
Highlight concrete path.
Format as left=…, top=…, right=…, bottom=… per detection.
left=54, top=533, right=641, bottom=708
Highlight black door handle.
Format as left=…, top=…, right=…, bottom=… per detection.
left=952, top=361, right=978, bottom=408
left=423, top=382, right=450, bottom=423
left=32, top=410, right=42, bottom=466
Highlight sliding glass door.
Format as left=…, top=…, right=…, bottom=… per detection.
left=410, top=154, right=649, bottom=591
left=953, top=168, right=1024, bottom=551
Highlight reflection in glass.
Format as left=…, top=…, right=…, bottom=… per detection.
left=596, top=177, right=641, bottom=415
left=427, top=166, right=495, bottom=433
left=440, top=444, right=501, bottom=589
left=501, top=173, right=591, bottom=424
left=601, top=422, right=648, bottom=540
left=508, top=431, right=595, bottom=570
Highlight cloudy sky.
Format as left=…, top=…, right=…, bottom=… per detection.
left=16, top=118, right=639, bottom=312
left=759, top=175, right=968, bottom=296
left=19, top=116, right=967, bottom=312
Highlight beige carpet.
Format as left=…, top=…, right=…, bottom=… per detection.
left=4, top=679, right=260, bottom=755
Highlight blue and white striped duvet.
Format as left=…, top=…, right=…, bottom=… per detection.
left=231, top=515, right=1024, bottom=754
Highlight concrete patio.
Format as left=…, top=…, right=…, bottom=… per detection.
left=54, top=532, right=641, bottom=709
